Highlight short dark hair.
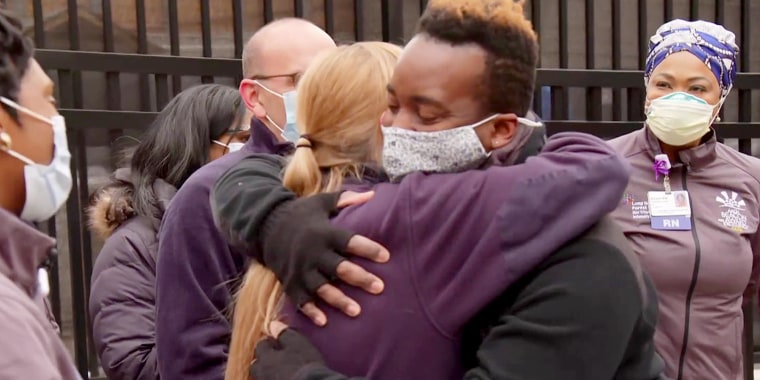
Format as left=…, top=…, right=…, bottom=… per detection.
left=417, top=0, right=538, bottom=116
left=130, top=84, right=245, bottom=219
left=0, top=9, right=34, bottom=121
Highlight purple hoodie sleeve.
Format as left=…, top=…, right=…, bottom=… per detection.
left=398, top=132, right=631, bottom=335
left=155, top=178, right=243, bottom=380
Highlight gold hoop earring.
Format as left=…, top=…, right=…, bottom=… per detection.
left=0, top=131, right=11, bottom=151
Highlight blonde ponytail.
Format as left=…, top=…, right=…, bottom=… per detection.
left=225, top=264, right=282, bottom=380
left=225, top=41, right=401, bottom=380
left=282, top=138, right=324, bottom=197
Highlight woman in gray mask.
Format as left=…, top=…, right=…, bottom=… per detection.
left=609, top=19, right=760, bottom=380
left=0, top=10, right=82, bottom=380
left=88, top=84, right=249, bottom=380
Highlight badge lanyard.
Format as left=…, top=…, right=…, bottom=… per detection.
left=648, top=154, right=692, bottom=230
left=653, top=154, right=671, bottom=193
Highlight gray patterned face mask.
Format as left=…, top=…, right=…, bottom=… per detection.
left=381, top=114, right=499, bottom=181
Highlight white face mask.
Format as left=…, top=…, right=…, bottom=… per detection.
left=383, top=114, right=523, bottom=180
left=212, top=140, right=245, bottom=153
left=646, top=91, right=725, bottom=146
left=255, top=81, right=300, bottom=142
left=0, top=97, right=72, bottom=222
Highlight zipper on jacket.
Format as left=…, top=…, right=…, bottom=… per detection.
left=676, top=165, right=701, bottom=380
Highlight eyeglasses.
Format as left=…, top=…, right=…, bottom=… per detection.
left=249, top=72, right=302, bottom=87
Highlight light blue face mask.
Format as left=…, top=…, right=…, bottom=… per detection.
left=256, top=81, right=300, bottom=142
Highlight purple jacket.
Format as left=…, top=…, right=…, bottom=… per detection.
left=276, top=132, right=632, bottom=379
left=88, top=170, right=176, bottom=380
left=154, top=120, right=291, bottom=380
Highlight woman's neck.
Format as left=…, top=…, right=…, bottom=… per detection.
left=659, top=139, right=701, bottom=164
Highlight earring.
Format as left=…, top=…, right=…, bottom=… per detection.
left=0, top=131, right=10, bottom=151
left=716, top=116, right=722, bottom=122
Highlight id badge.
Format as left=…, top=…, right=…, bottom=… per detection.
left=647, top=190, right=692, bottom=230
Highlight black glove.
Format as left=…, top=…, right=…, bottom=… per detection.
left=211, top=154, right=356, bottom=306
left=260, top=192, right=355, bottom=306
left=250, top=329, right=326, bottom=380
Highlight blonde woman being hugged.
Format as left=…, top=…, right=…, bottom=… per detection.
left=219, top=5, right=637, bottom=378
left=212, top=0, right=651, bottom=380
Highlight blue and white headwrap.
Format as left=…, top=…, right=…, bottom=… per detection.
left=645, top=19, right=739, bottom=98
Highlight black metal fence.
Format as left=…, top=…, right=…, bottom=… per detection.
left=12, top=0, right=759, bottom=379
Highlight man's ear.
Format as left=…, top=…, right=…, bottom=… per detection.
left=239, top=79, right=267, bottom=120
left=489, top=113, right=518, bottom=150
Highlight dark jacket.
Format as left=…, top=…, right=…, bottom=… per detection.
left=0, top=208, right=82, bottom=380
left=88, top=169, right=176, bottom=380
left=283, top=219, right=665, bottom=380
left=154, top=119, right=292, bottom=380
left=212, top=132, right=653, bottom=379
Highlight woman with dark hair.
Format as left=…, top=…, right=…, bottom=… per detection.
left=88, top=84, right=249, bottom=380
left=609, top=20, right=760, bottom=380
left=0, top=9, right=81, bottom=380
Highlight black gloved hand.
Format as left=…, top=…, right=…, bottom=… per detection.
left=250, top=329, right=326, bottom=380
left=260, top=191, right=354, bottom=306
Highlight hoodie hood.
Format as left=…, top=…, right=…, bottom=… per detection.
left=88, top=168, right=177, bottom=239
left=487, top=110, right=547, bottom=167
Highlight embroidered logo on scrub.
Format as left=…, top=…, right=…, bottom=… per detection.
left=716, top=190, right=748, bottom=232
left=624, top=193, right=650, bottom=220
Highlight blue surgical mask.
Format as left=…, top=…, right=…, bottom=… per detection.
left=256, top=82, right=300, bottom=142
left=212, top=140, right=245, bottom=153
left=0, top=97, right=72, bottom=222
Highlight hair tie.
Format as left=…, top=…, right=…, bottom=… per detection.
left=296, top=135, right=313, bottom=149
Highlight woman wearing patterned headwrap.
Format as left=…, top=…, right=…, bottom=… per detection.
left=609, top=19, right=760, bottom=380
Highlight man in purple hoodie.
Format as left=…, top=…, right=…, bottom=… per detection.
left=153, top=18, right=336, bottom=380
left=211, top=1, right=667, bottom=379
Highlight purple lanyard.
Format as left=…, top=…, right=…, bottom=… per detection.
left=653, top=154, right=672, bottom=192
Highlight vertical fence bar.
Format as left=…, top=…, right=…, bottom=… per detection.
left=295, top=0, right=305, bottom=17
left=715, top=0, right=724, bottom=25
left=32, top=0, right=45, bottom=47
left=585, top=0, right=601, bottom=121
left=59, top=67, right=89, bottom=379
left=232, top=0, right=244, bottom=84
left=612, top=0, right=622, bottom=120
left=664, top=0, right=673, bottom=21
left=354, top=0, right=365, bottom=41
left=689, top=0, right=699, bottom=20
left=628, top=0, right=648, bottom=121
left=66, top=0, right=83, bottom=108
left=102, top=0, right=123, bottom=171
left=531, top=0, right=543, bottom=115
left=381, top=0, right=404, bottom=44
left=551, top=0, right=568, bottom=120
left=638, top=0, right=648, bottom=70
left=233, top=0, right=244, bottom=57
left=155, top=75, right=171, bottom=109
left=324, top=0, right=335, bottom=36
left=200, top=0, right=214, bottom=84
left=264, top=0, right=274, bottom=23
left=737, top=0, right=751, bottom=155
left=65, top=2, right=98, bottom=376
left=136, top=0, right=151, bottom=111
left=168, top=0, right=182, bottom=95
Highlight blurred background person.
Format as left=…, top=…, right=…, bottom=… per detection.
left=0, top=9, right=81, bottom=380
left=88, top=83, right=249, bottom=380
